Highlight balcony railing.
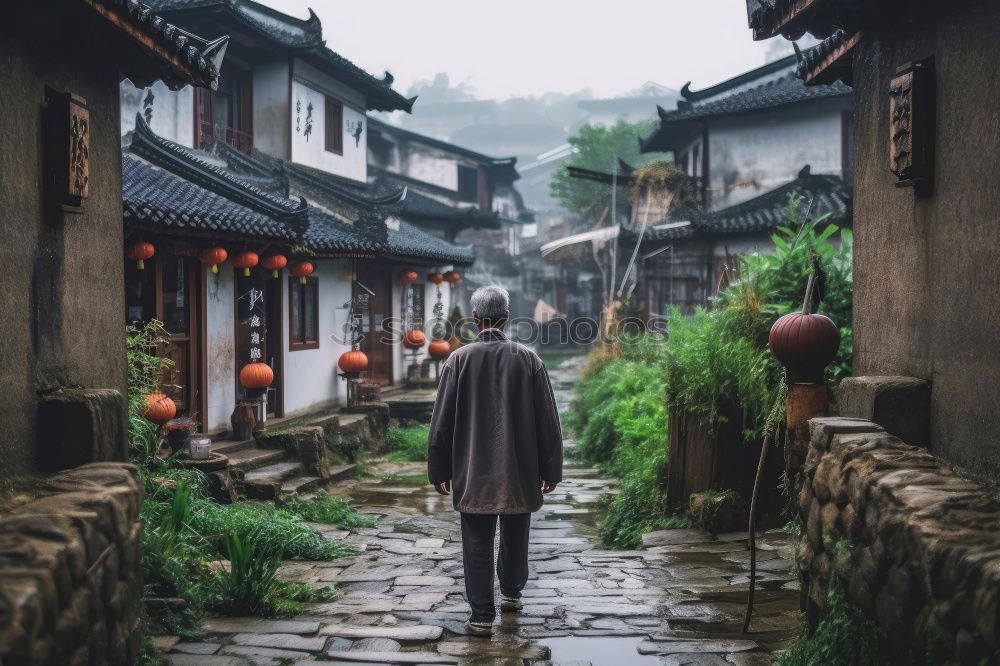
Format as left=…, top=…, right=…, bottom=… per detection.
left=195, top=122, right=253, bottom=154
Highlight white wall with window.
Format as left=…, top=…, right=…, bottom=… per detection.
left=290, top=60, right=368, bottom=182
left=281, top=258, right=353, bottom=415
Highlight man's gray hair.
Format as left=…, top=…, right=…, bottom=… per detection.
left=470, top=285, right=510, bottom=322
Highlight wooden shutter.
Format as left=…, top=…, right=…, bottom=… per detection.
left=325, top=96, right=343, bottom=154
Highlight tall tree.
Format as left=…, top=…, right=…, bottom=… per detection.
left=549, top=120, right=666, bottom=229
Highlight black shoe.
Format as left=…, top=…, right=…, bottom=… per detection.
left=500, top=595, right=523, bottom=612
left=464, top=619, right=494, bottom=636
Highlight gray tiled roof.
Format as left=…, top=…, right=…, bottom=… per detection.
left=147, top=0, right=413, bottom=112
left=660, top=73, right=849, bottom=123
left=386, top=219, right=475, bottom=266
left=645, top=168, right=851, bottom=242
left=123, top=118, right=475, bottom=264
left=122, top=154, right=297, bottom=241
left=96, top=0, right=228, bottom=90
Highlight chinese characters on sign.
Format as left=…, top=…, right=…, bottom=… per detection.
left=241, top=287, right=265, bottom=363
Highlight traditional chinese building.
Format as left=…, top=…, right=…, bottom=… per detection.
left=118, top=0, right=478, bottom=433
left=0, top=2, right=225, bottom=662
left=747, top=0, right=1000, bottom=478
left=367, top=118, right=534, bottom=316
left=542, top=56, right=853, bottom=319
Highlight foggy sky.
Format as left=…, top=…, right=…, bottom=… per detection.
left=257, top=0, right=785, bottom=100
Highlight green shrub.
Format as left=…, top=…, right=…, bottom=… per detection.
left=775, top=576, right=872, bottom=666
left=386, top=424, right=429, bottom=462
left=281, top=493, right=376, bottom=529
left=125, top=321, right=173, bottom=463
left=208, top=532, right=283, bottom=616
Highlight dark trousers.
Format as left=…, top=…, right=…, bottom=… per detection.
left=460, top=512, right=531, bottom=622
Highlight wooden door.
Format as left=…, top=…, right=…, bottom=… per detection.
left=157, top=256, right=201, bottom=414
left=235, top=271, right=283, bottom=416
left=125, top=254, right=202, bottom=415
left=355, top=261, right=393, bottom=386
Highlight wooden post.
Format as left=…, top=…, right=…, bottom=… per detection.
left=785, top=382, right=829, bottom=484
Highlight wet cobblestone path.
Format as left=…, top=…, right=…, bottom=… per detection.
left=175, top=358, right=799, bottom=665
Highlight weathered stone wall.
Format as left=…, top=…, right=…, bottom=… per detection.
left=798, top=417, right=1000, bottom=664
left=0, top=463, right=143, bottom=666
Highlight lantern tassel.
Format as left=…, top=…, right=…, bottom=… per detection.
left=299, top=276, right=307, bottom=285
left=212, top=264, right=219, bottom=274
left=273, top=270, right=279, bottom=278
left=243, top=268, right=251, bottom=277
left=137, top=259, right=145, bottom=270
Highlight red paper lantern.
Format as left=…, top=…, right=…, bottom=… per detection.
left=428, top=272, right=444, bottom=285
left=290, top=261, right=314, bottom=285
left=232, top=251, right=259, bottom=277
left=444, top=271, right=461, bottom=284
left=239, top=361, right=274, bottom=389
left=199, top=246, right=228, bottom=274
left=126, top=241, right=155, bottom=270
left=402, top=329, right=426, bottom=349
left=769, top=312, right=840, bottom=381
left=261, top=253, right=287, bottom=278
left=143, top=393, right=176, bottom=424
left=400, top=270, right=418, bottom=283
left=338, top=350, right=369, bottom=373
left=429, top=339, right=452, bottom=360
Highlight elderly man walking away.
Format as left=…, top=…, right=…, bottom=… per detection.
left=426, top=285, right=563, bottom=636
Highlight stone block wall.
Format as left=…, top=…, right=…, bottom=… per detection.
left=798, top=417, right=1000, bottom=663
left=0, top=463, right=143, bottom=666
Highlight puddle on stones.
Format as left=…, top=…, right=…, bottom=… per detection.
left=538, top=636, right=662, bottom=664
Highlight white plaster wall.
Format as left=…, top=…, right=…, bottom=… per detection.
left=404, top=149, right=461, bottom=191
left=289, top=59, right=368, bottom=182
left=708, top=103, right=847, bottom=210
left=253, top=60, right=291, bottom=160
left=120, top=79, right=194, bottom=147
left=280, top=259, right=353, bottom=415
left=204, top=268, right=236, bottom=432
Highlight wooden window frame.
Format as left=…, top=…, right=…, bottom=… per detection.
left=325, top=96, right=343, bottom=155
left=288, top=276, right=320, bottom=351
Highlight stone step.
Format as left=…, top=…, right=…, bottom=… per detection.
left=243, top=461, right=304, bottom=500
left=245, top=461, right=304, bottom=483
left=280, top=475, right=321, bottom=495
left=329, top=463, right=359, bottom=483
left=211, top=439, right=255, bottom=455
left=226, top=446, right=286, bottom=473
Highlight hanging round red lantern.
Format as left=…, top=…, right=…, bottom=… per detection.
left=232, top=251, right=259, bottom=277
left=126, top=241, right=155, bottom=270
left=428, top=339, right=452, bottom=360
left=428, top=272, right=444, bottom=285
left=444, top=271, right=461, bottom=284
left=400, top=270, right=419, bottom=283
left=261, top=253, right=288, bottom=278
left=290, top=261, right=314, bottom=285
left=338, top=350, right=369, bottom=373
left=239, top=361, right=274, bottom=389
left=768, top=276, right=840, bottom=382
left=199, top=246, right=228, bottom=274
left=402, top=329, right=426, bottom=349
left=143, top=393, right=176, bottom=424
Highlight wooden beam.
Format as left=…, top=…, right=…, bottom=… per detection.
left=82, top=0, right=208, bottom=88
left=804, top=32, right=862, bottom=85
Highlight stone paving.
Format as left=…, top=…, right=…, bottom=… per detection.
left=163, top=358, right=800, bottom=665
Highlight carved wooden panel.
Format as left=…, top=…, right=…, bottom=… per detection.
left=889, top=59, right=935, bottom=195
left=888, top=71, right=913, bottom=178
left=44, top=88, right=90, bottom=210
left=68, top=96, right=90, bottom=201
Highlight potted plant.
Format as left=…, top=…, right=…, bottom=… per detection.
left=163, top=415, right=198, bottom=455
